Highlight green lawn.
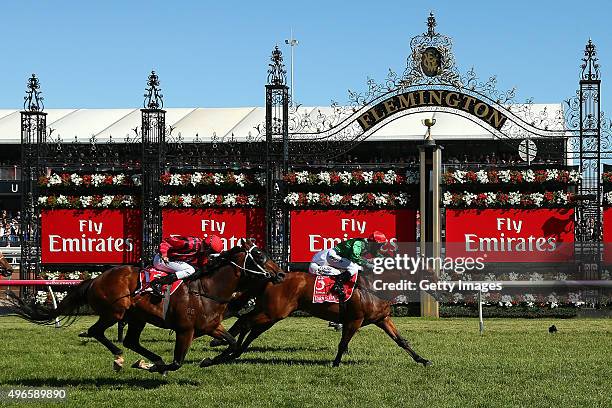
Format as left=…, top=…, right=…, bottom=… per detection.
left=0, top=316, right=610, bottom=408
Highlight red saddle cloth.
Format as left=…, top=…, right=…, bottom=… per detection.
left=312, top=273, right=358, bottom=304
left=138, top=267, right=183, bottom=296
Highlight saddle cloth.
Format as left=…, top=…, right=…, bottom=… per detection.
left=312, top=273, right=358, bottom=304
left=136, top=267, right=183, bottom=296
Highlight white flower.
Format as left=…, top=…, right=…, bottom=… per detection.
left=508, top=191, right=521, bottom=205
left=159, top=195, right=170, bottom=207
left=55, top=291, right=68, bottom=303
left=375, top=194, right=388, bottom=205
left=112, top=174, right=125, bottom=185
left=529, top=273, right=544, bottom=281
left=255, top=174, right=266, bottom=186
left=554, top=273, right=567, bottom=281
left=48, top=174, right=62, bottom=186
left=508, top=272, right=519, bottom=281
left=190, top=172, right=203, bottom=186
left=101, top=195, right=113, bottom=207
left=463, top=192, right=476, bottom=206
left=531, top=192, right=544, bottom=207
left=443, top=191, right=453, bottom=206
left=235, top=173, right=246, bottom=187
left=91, top=174, right=105, bottom=187
left=284, top=193, right=299, bottom=206
left=524, top=169, right=535, bottom=182
left=453, top=170, right=466, bottom=183
left=247, top=195, right=259, bottom=206
left=169, top=174, right=182, bottom=186
left=362, top=171, right=373, bottom=184
left=132, top=175, right=142, bottom=186
left=485, top=192, right=496, bottom=205
left=45, top=271, right=60, bottom=280
left=317, top=171, right=331, bottom=185
left=223, top=194, right=237, bottom=206
left=80, top=196, right=92, bottom=207
left=202, top=194, right=216, bottom=205
left=295, top=171, right=309, bottom=184
left=329, top=194, right=343, bottom=205
left=181, top=194, right=193, bottom=207
left=569, top=170, right=581, bottom=183
left=306, top=192, right=320, bottom=204
left=350, top=194, right=363, bottom=206
left=556, top=191, right=569, bottom=205
left=498, top=170, right=511, bottom=183
left=605, top=192, right=612, bottom=205
left=452, top=293, right=464, bottom=303
left=121, top=196, right=134, bottom=206
left=67, top=271, right=81, bottom=280
left=501, top=295, right=513, bottom=307
left=38, top=196, right=47, bottom=205
left=568, top=292, right=584, bottom=307
left=70, top=173, right=83, bottom=186
left=89, top=271, right=101, bottom=278
left=524, top=293, right=535, bottom=303
left=383, top=170, right=396, bottom=184
left=339, top=171, right=352, bottom=184
left=397, top=193, right=408, bottom=206
left=56, top=195, right=68, bottom=205
left=476, top=170, right=489, bottom=183
left=484, top=273, right=496, bottom=281
left=547, top=169, right=559, bottom=181
left=36, top=291, right=48, bottom=305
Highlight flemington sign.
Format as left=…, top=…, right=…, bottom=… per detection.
left=356, top=89, right=508, bottom=132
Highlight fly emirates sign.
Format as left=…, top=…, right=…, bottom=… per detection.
left=445, top=209, right=574, bottom=262
left=290, top=210, right=416, bottom=262
left=162, top=209, right=265, bottom=250
left=41, top=209, right=142, bottom=264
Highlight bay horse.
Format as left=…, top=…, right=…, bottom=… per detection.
left=8, top=240, right=284, bottom=374
left=202, top=271, right=432, bottom=367
left=0, top=251, right=14, bottom=277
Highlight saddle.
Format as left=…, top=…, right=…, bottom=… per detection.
left=136, top=267, right=184, bottom=296
left=312, top=273, right=358, bottom=304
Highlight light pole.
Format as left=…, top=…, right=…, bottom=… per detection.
left=285, top=29, right=298, bottom=105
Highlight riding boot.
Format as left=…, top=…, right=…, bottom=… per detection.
left=332, top=271, right=351, bottom=301
left=150, top=272, right=178, bottom=297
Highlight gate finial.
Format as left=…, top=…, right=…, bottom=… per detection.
left=581, top=39, right=600, bottom=81
left=427, top=11, right=437, bottom=37
left=23, top=74, right=44, bottom=112
left=267, top=46, right=287, bottom=86
left=144, top=70, right=164, bottom=109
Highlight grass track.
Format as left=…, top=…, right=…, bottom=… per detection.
left=0, top=317, right=610, bottom=408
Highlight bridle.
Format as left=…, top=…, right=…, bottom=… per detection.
left=229, top=243, right=273, bottom=279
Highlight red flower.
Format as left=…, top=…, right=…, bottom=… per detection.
left=38, top=175, right=49, bottom=186
left=104, top=175, right=113, bottom=185
left=330, top=173, right=341, bottom=184
left=352, top=170, right=365, bottom=184
left=181, top=173, right=192, bottom=185
left=319, top=194, right=331, bottom=206
left=487, top=170, right=499, bottom=183
left=544, top=191, right=555, bottom=202
left=466, top=171, right=477, bottom=182
left=160, top=173, right=171, bottom=185
left=82, top=174, right=92, bottom=186
left=534, top=170, right=547, bottom=183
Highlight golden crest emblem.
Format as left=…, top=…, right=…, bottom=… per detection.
left=420, top=47, right=442, bottom=77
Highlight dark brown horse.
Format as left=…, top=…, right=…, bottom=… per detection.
left=202, top=271, right=431, bottom=367
left=9, top=240, right=284, bottom=374
left=0, top=251, right=14, bottom=278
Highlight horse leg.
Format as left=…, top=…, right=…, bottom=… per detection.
left=123, top=320, right=166, bottom=370
left=375, top=316, right=432, bottom=367
left=86, top=316, right=124, bottom=371
left=332, top=318, right=363, bottom=367
left=200, top=325, right=240, bottom=368
left=159, top=329, right=195, bottom=373
left=210, top=319, right=242, bottom=347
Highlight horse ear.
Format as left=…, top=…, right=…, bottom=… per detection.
left=238, top=238, right=247, bottom=248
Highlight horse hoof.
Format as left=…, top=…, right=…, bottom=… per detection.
left=113, top=355, right=124, bottom=372
left=132, top=359, right=154, bottom=370
left=200, top=358, right=214, bottom=368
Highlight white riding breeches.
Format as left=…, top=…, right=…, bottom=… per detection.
left=153, top=254, right=196, bottom=279
left=309, top=248, right=361, bottom=276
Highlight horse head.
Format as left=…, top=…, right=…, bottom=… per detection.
left=0, top=251, right=14, bottom=278
left=231, top=238, right=285, bottom=284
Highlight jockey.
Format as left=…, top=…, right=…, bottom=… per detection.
left=150, top=234, right=225, bottom=297
left=309, top=231, right=388, bottom=298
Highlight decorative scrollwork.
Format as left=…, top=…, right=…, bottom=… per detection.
left=24, top=74, right=44, bottom=112
left=581, top=39, right=600, bottom=81
left=267, top=46, right=286, bottom=86
left=144, top=71, right=164, bottom=109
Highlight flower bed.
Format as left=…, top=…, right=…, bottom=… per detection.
left=39, top=173, right=140, bottom=188
left=283, top=192, right=413, bottom=208
left=283, top=169, right=418, bottom=186
left=442, top=190, right=575, bottom=208
left=159, top=194, right=262, bottom=208
left=160, top=172, right=265, bottom=187
left=38, top=195, right=136, bottom=208
left=442, top=168, right=580, bottom=185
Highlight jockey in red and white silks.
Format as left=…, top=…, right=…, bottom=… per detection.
left=150, top=234, right=224, bottom=296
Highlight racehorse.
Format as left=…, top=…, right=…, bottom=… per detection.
left=0, top=251, right=14, bottom=277
left=8, top=240, right=284, bottom=374
left=202, top=271, right=432, bottom=367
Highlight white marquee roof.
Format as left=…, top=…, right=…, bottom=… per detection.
left=0, top=104, right=564, bottom=144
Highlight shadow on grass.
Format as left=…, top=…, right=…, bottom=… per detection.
left=2, top=377, right=199, bottom=389
left=219, top=357, right=359, bottom=366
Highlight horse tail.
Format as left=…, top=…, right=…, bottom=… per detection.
left=7, top=279, right=94, bottom=326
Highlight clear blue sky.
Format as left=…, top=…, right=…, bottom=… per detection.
left=0, top=0, right=610, bottom=116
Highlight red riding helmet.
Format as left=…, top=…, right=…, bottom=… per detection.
left=204, top=235, right=224, bottom=253
left=368, top=231, right=387, bottom=243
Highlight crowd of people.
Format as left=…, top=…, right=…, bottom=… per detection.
left=0, top=210, right=21, bottom=247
